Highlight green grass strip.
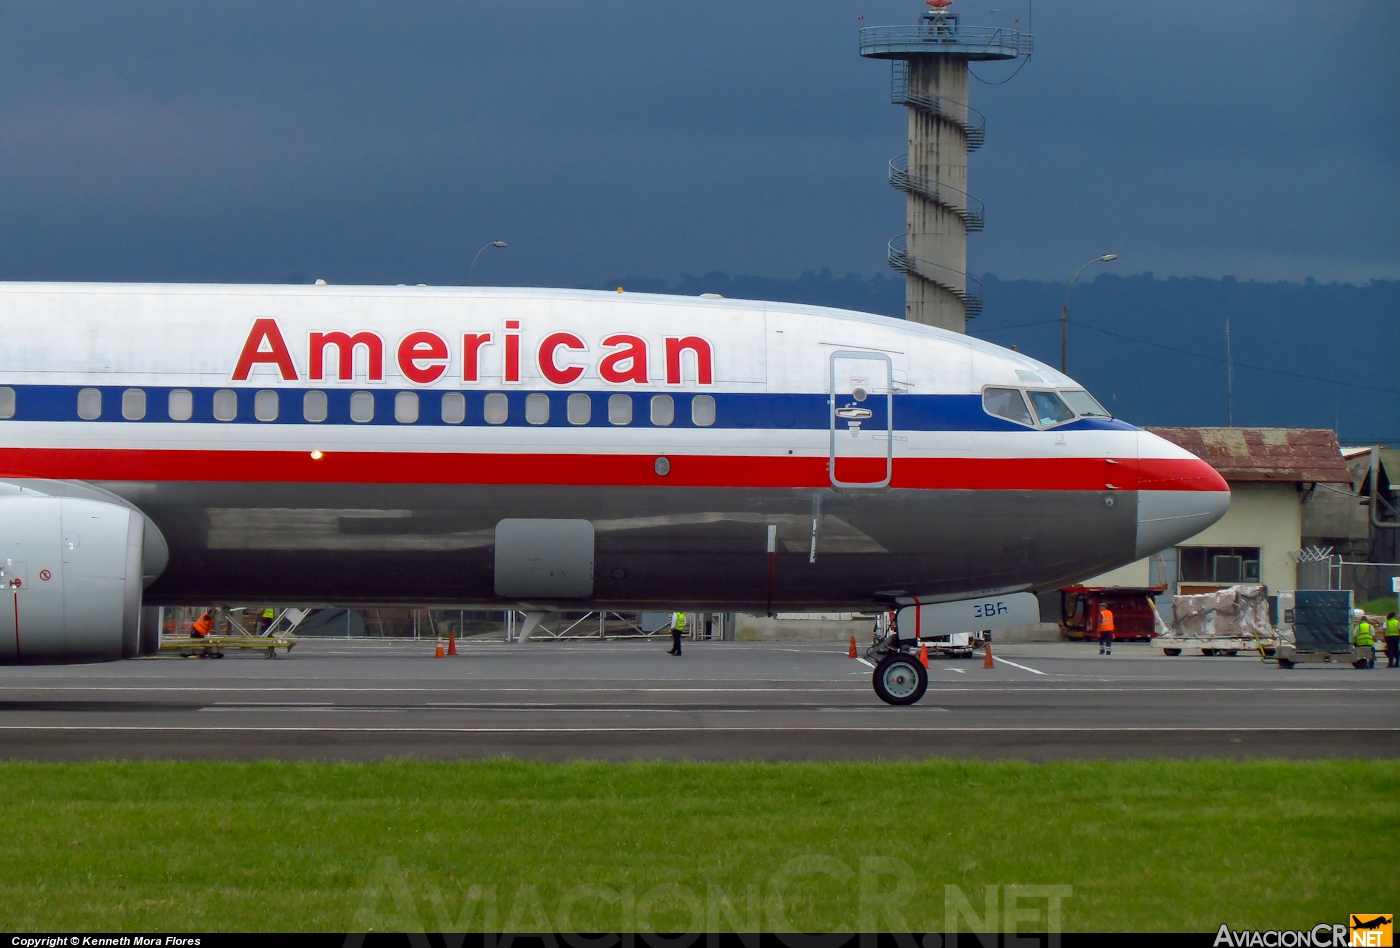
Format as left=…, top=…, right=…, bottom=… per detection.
left=0, top=758, right=1394, bottom=932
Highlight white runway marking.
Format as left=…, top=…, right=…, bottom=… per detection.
left=855, top=658, right=875, bottom=669
left=0, top=725, right=1393, bottom=733
left=992, top=657, right=1045, bottom=675
left=202, top=705, right=901, bottom=714
left=0, top=685, right=865, bottom=693
left=3, top=683, right=1392, bottom=693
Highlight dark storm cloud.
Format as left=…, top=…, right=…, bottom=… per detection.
left=0, top=0, right=1393, bottom=286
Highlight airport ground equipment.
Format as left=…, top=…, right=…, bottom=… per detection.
left=1061, top=586, right=1162, bottom=643
left=160, top=634, right=297, bottom=659
left=860, top=1, right=1031, bottom=332
left=1273, top=590, right=1369, bottom=668
left=918, top=630, right=979, bottom=658
left=1152, top=585, right=1285, bottom=657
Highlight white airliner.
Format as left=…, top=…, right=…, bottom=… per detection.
left=0, top=282, right=1228, bottom=703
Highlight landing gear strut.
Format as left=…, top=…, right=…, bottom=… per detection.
left=866, top=621, right=929, bottom=706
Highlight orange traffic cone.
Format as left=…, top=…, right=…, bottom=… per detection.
left=983, top=642, right=995, bottom=669
left=434, top=639, right=445, bottom=658
left=848, top=636, right=858, bottom=659
left=918, top=642, right=929, bottom=668
left=448, top=631, right=458, bottom=656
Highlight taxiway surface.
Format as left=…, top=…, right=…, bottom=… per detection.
left=0, top=639, right=1395, bottom=761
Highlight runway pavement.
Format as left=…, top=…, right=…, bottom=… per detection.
left=0, top=638, right=1396, bottom=761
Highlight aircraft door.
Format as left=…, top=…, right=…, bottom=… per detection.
left=829, top=350, right=893, bottom=488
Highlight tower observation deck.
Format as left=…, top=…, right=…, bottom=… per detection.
left=860, top=3, right=1032, bottom=332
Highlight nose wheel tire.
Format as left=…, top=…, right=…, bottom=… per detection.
left=873, top=653, right=928, bottom=706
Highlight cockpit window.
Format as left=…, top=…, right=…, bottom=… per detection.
left=1027, top=390, right=1076, bottom=428
left=982, top=387, right=1035, bottom=428
left=1061, top=389, right=1111, bottom=418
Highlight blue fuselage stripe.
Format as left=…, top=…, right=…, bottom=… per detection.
left=0, top=384, right=1138, bottom=434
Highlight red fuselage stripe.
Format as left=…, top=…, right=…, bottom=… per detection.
left=0, top=448, right=1228, bottom=492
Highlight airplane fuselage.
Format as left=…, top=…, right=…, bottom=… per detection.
left=0, top=283, right=1228, bottom=621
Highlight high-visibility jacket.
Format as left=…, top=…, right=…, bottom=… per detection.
left=262, top=607, right=275, bottom=620
left=1355, top=622, right=1374, bottom=648
left=191, top=613, right=213, bottom=636
left=1098, top=608, right=1115, bottom=633
left=672, top=612, right=686, bottom=632
left=1387, top=618, right=1399, bottom=636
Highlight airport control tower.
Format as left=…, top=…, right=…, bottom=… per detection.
left=860, top=1, right=1032, bottom=332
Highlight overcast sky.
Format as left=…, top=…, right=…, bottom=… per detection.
left=0, top=0, right=1394, bottom=287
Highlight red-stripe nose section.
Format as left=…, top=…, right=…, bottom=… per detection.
left=1135, top=431, right=1231, bottom=558
left=1137, top=453, right=1230, bottom=493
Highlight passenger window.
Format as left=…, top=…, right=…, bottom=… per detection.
left=350, top=391, right=375, bottom=423
left=608, top=393, right=632, bottom=426
left=303, top=390, right=328, bottom=423
left=484, top=393, right=509, bottom=425
left=441, top=392, right=466, bottom=424
left=395, top=391, right=419, bottom=424
left=650, top=394, right=674, bottom=427
left=1027, top=390, right=1075, bottom=428
left=254, top=390, right=279, bottom=422
left=168, top=389, right=193, bottom=421
left=981, top=388, right=1033, bottom=428
left=77, top=388, right=102, bottom=420
left=525, top=392, right=550, bottom=425
left=691, top=394, right=716, bottom=427
left=213, top=389, right=238, bottom=422
left=567, top=392, right=591, bottom=425
left=122, top=389, right=146, bottom=421
left=1061, top=389, right=1111, bottom=418
left=0, top=387, right=14, bottom=420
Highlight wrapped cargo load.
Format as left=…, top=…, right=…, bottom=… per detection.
left=1155, top=584, right=1286, bottom=656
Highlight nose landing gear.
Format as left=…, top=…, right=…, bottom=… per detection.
left=872, top=651, right=928, bottom=705
left=866, top=617, right=932, bottom=705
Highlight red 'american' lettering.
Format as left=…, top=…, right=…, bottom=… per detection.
left=599, top=334, right=648, bottom=384
left=397, top=332, right=449, bottom=384
left=232, top=319, right=299, bottom=381
left=310, top=331, right=384, bottom=382
left=539, top=332, right=587, bottom=385
left=231, top=320, right=712, bottom=387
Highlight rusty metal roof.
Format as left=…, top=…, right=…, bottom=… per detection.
left=1145, top=427, right=1352, bottom=484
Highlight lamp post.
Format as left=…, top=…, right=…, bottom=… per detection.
left=1061, top=253, right=1117, bottom=373
left=467, top=240, right=507, bottom=285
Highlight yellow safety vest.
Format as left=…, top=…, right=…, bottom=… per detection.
left=262, top=607, right=275, bottom=619
left=1387, top=618, right=1399, bottom=635
left=673, top=612, right=686, bottom=632
left=1355, top=622, right=1374, bottom=648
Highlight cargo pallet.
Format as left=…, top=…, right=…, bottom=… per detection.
left=1157, top=637, right=1280, bottom=657
left=159, top=634, right=297, bottom=659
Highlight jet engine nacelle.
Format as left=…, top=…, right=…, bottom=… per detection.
left=0, top=485, right=168, bottom=664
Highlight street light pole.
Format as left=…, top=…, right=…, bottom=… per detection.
left=1061, top=253, right=1117, bottom=374
left=467, top=240, right=507, bottom=286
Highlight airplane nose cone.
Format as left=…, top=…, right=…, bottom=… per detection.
left=1135, top=432, right=1230, bottom=559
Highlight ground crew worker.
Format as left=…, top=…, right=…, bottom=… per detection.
left=1097, top=604, right=1115, bottom=656
left=1354, top=615, right=1375, bottom=669
left=1385, top=613, right=1399, bottom=669
left=668, top=611, right=686, bottom=657
left=258, top=606, right=275, bottom=635
left=190, top=611, right=214, bottom=639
